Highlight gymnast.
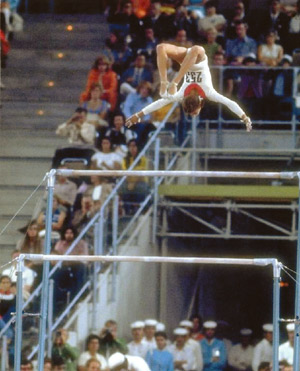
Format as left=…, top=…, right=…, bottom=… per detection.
left=125, top=43, right=252, bottom=132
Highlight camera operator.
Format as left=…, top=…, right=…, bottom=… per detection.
left=99, top=320, right=128, bottom=360
left=51, top=328, right=79, bottom=371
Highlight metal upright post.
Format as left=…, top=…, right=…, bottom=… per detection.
left=272, top=260, right=281, bottom=371
left=47, top=279, right=54, bottom=357
left=1, top=335, right=7, bottom=371
left=293, top=173, right=300, bottom=371
left=152, top=138, right=160, bottom=243
left=191, top=116, right=197, bottom=183
left=112, top=195, right=119, bottom=301
left=91, top=220, right=100, bottom=331
left=37, top=169, right=56, bottom=371
left=14, top=255, right=24, bottom=371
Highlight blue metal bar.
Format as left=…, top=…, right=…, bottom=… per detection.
left=1, top=335, right=7, bottom=371
left=37, top=170, right=55, bottom=371
left=272, top=261, right=281, bottom=371
left=14, top=256, right=24, bottom=371
left=112, top=195, right=119, bottom=301
left=293, top=174, right=300, bottom=371
left=47, top=279, right=54, bottom=358
left=152, top=138, right=160, bottom=243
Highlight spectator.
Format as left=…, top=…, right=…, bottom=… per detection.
left=120, top=139, right=149, bottom=215
left=228, top=328, right=254, bottom=371
left=203, top=28, right=223, bottom=64
left=143, top=319, right=158, bottom=350
left=108, top=352, right=151, bottom=371
left=168, top=6, right=198, bottom=41
left=98, top=319, right=128, bottom=359
left=286, top=0, right=300, bottom=53
left=56, top=107, right=96, bottom=146
left=132, top=0, right=151, bottom=19
left=179, top=320, right=203, bottom=371
left=200, top=321, right=227, bottom=371
left=71, top=195, right=94, bottom=233
left=123, top=81, right=155, bottom=147
left=44, top=357, right=52, bottom=371
left=226, top=1, right=248, bottom=40
left=226, top=21, right=257, bottom=63
left=252, top=324, right=273, bottom=371
left=0, top=275, right=15, bottom=323
left=257, top=31, right=284, bottom=66
left=197, top=1, right=226, bottom=40
left=134, top=27, right=158, bottom=65
left=80, top=56, right=118, bottom=111
left=37, top=194, right=67, bottom=234
left=146, top=331, right=174, bottom=371
left=52, top=355, right=66, bottom=370
left=81, top=83, right=110, bottom=136
left=2, top=250, right=37, bottom=300
left=51, top=329, right=79, bottom=371
left=85, top=358, right=102, bottom=371
left=142, top=2, right=170, bottom=40
left=91, top=136, right=122, bottom=171
left=17, top=220, right=43, bottom=253
left=127, top=321, right=149, bottom=358
left=106, top=112, right=137, bottom=158
left=120, top=54, right=153, bottom=97
left=190, top=314, right=204, bottom=341
left=279, top=323, right=294, bottom=365
left=78, top=334, right=107, bottom=371
left=168, top=328, right=196, bottom=371
left=170, top=29, right=193, bottom=48
left=54, top=166, right=78, bottom=209
left=20, top=359, right=33, bottom=370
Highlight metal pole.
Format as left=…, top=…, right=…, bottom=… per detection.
left=152, top=138, right=160, bottom=243
left=191, top=116, right=197, bottom=184
left=272, top=261, right=281, bottom=371
left=37, top=170, right=55, bottom=371
left=1, top=335, right=7, bottom=371
left=47, top=279, right=54, bottom=358
left=112, top=195, right=119, bottom=301
left=293, top=174, right=300, bottom=371
left=14, top=255, right=24, bottom=371
left=91, top=220, right=100, bottom=332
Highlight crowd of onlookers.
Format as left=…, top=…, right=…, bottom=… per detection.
left=5, top=315, right=296, bottom=370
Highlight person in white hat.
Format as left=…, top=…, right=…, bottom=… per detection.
left=252, top=324, right=273, bottom=371
left=228, top=328, right=254, bottom=371
left=127, top=321, right=149, bottom=359
left=146, top=331, right=174, bottom=371
left=200, top=321, right=227, bottom=371
left=108, top=352, right=151, bottom=371
left=168, top=328, right=196, bottom=370
left=279, top=323, right=295, bottom=366
left=143, top=319, right=158, bottom=351
left=180, top=320, right=203, bottom=371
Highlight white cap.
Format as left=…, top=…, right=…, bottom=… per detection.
left=173, top=327, right=189, bottom=336
left=240, top=328, right=253, bottom=336
left=108, top=352, right=126, bottom=369
left=203, top=321, right=217, bottom=329
left=263, top=324, right=273, bottom=332
left=281, top=54, right=293, bottom=63
left=246, top=52, right=257, bottom=60
left=131, top=321, right=145, bottom=329
left=145, top=319, right=158, bottom=327
left=156, top=322, right=166, bottom=331
left=179, top=320, right=193, bottom=328
left=286, top=323, right=295, bottom=332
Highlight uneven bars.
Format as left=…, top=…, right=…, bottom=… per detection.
left=55, top=169, right=297, bottom=179
left=22, top=254, right=276, bottom=266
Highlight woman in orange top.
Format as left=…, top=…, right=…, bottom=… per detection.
left=80, top=56, right=118, bottom=111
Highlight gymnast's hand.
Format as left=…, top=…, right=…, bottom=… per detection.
left=125, top=113, right=142, bottom=128
left=168, top=81, right=178, bottom=96
left=241, top=114, right=252, bottom=132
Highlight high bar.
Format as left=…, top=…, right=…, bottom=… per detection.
left=55, top=169, right=297, bottom=179
left=22, top=254, right=276, bottom=267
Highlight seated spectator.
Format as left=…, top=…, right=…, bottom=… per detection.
left=120, top=139, right=149, bottom=214
left=2, top=250, right=37, bottom=300
left=190, top=314, right=204, bottom=341
left=108, top=352, right=151, bottom=371
left=52, top=329, right=79, bottom=371
left=54, top=166, right=78, bottom=209
left=0, top=275, right=15, bottom=323
left=168, top=6, right=198, bottom=41
left=99, top=319, right=128, bottom=359
left=168, top=328, right=196, bottom=371
left=179, top=320, right=203, bottom=371
left=85, top=358, right=101, bottom=371
left=257, top=31, right=284, bottom=66
left=197, top=1, right=226, bottom=40
left=37, top=195, right=67, bottom=234
left=133, top=27, right=158, bottom=66
left=132, top=0, right=151, bottom=19
left=141, top=2, right=170, bottom=40
left=91, top=136, right=122, bottom=171
left=71, top=195, right=94, bottom=233
left=146, top=331, right=174, bottom=371
left=52, top=356, right=66, bottom=371
left=127, top=321, right=149, bottom=358
left=44, top=357, right=52, bottom=371
left=104, top=31, right=133, bottom=75
left=80, top=56, right=118, bottom=111
left=203, top=28, right=223, bottom=64
left=226, top=1, right=248, bottom=40
left=78, top=334, right=107, bottom=371
left=143, top=319, right=158, bottom=350
left=53, top=226, right=89, bottom=311
left=286, top=0, right=300, bottom=53
left=106, top=112, right=137, bottom=158
left=228, top=328, right=254, bottom=371
left=122, top=81, right=155, bottom=147
left=20, top=359, right=33, bottom=370
left=120, top=54, right=153, bottom=97
left=170, top=29, right=193, bottom=48
left=81, top=83, right=110, bottom=136
left=56, top=107, right=96, bottom=146
left=226, top=21, right=257, bottom=64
